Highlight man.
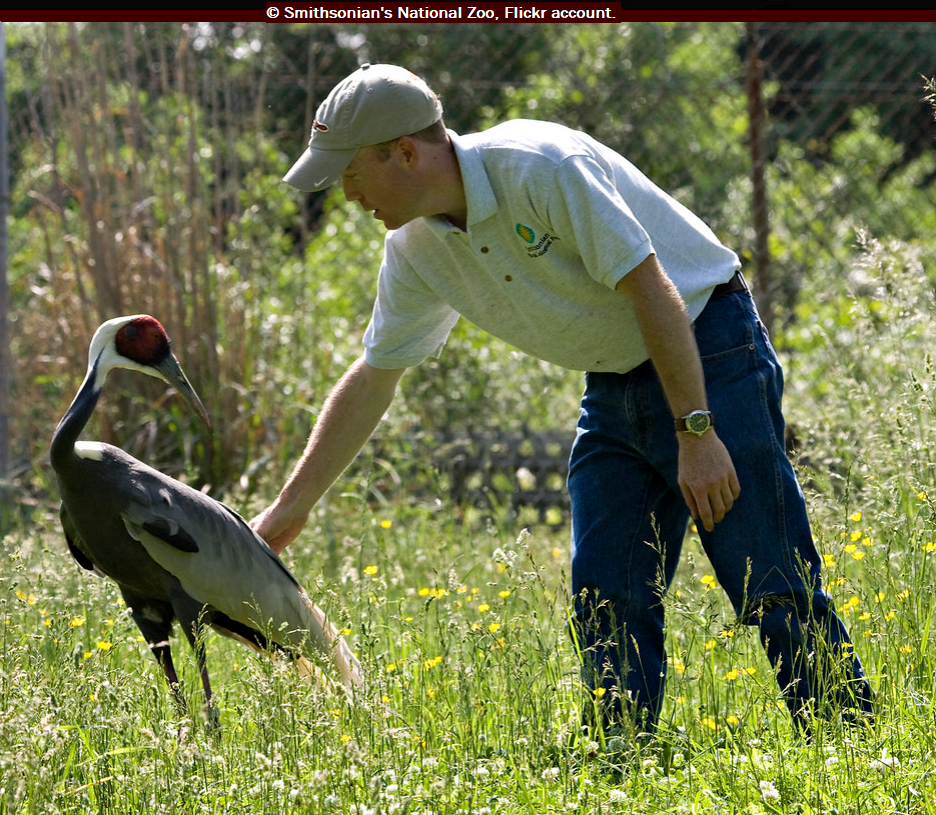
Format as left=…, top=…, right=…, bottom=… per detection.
left=252, top=63, right=873, bottom=734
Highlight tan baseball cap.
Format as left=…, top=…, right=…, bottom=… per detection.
left=283, top=63, right=443, bottom=192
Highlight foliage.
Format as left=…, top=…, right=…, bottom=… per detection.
left=756, top=21, right=936, bottom=160
left=6, top=21, right=934, bottom=499
left=719, top=106, right=936, bottom=330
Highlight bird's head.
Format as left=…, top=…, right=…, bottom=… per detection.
left=87, top=315, right=210, bottom=426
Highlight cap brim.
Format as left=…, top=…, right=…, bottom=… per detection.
left=283, top=145, right=357, bottom=192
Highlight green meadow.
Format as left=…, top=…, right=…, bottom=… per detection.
left=4, top=235, right=936, bottom=813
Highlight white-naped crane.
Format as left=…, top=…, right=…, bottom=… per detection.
left=50, top=315, right=361, bottom=721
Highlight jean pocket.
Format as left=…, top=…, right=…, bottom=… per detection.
left=697, top=313, right=757, bottom=364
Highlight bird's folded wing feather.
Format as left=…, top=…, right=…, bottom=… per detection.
left=120, top=483, right=336, bottom=655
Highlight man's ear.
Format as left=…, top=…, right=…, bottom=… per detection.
left=395, top=135, right=418, bottom=167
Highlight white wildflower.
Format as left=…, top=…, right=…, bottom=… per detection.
left=759, top=780, right=781, bottom=802
left=870, top=755, right=899, bottom=772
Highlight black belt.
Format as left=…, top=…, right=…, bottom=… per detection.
left=710, top=270, right=747, bottom=298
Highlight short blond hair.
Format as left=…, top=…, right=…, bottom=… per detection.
left=371, top=119, right=448, bottom=161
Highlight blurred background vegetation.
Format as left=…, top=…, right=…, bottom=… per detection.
left=1, top=21, right=934, bottom=530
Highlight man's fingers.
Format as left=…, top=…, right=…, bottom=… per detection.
left=678, top=433, right=741, bottom=533
left=681, top=479, right=740, bottom=533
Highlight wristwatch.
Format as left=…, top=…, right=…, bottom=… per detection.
left=675, top=410, right=714, bottom=436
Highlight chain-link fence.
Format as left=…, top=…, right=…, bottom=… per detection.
left=4, top=21, right=935, bottom=488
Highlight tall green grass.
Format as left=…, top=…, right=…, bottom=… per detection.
left=5, top=236, right=936, bottom=813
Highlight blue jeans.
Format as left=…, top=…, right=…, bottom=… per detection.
left=568, top=288, right=873, bottom=731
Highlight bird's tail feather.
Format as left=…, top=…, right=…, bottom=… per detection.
left=296, top=591, right=363, bottom=690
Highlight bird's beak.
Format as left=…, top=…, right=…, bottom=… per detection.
left=155, top=354, right=211, bottom=428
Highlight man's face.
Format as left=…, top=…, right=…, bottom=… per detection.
left=341, top=143, right=421, bottom=230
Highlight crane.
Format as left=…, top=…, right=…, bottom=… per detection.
left=50, top=314, right=361, bottom=721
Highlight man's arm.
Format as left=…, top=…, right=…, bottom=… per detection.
left=616, top=254, right=741, bottom=532
left=251, top=357, right=406, bottom=553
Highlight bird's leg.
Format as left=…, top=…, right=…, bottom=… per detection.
left=174, top=597, right=220, bottom=733
left=127, top=602, right=188, bottom=718
left=191, top=633, right=220, bottom=732
left=150, top=640, right=187, bottom=717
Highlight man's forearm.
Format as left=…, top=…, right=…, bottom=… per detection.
left=253, top=357, right=405, bottom=550
left=615, top=254, right=708, bottom=418
left=616, top=254, right=740, bottom=531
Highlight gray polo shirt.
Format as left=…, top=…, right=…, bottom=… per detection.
left=363, top=119, right=740, bottom=374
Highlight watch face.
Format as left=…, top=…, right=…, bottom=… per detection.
left=686, top=412, right=712, bottom=434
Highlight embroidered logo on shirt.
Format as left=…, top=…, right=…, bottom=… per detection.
left=516, top=223, right=559, bottom=257
left=526, top=232, right=559, bottom=258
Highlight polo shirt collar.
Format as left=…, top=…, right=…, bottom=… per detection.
left=435, top=130, right=497, bottom=231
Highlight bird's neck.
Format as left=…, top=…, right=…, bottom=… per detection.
left=50, top=359, right=105, bottom=469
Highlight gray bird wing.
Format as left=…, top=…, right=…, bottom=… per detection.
left=118, top=472, right=361, bottom=687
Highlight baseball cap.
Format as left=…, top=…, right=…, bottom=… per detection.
left=283, top=63, right=443, bottom=192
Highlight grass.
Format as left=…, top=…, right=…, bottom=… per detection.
left=4, top=499, right=934, bottom=815
left=5, top=238, right=936, bottom=813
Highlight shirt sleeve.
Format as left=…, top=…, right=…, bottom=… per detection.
left=363, top=238, right=461, bottom=370
left=545, top=153, right=655, bottom=291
